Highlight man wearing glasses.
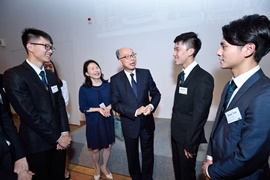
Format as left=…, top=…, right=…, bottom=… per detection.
left=3, top=28, right=71, bottom=180
left=111, top=47, right=161, bottom=180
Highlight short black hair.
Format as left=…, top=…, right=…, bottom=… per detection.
left=174, top=32, right=202, bottom=58
left=222, top=14, right=270, bottom=63
left=21, top=28, right=53, bottom=52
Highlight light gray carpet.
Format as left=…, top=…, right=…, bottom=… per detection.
left=68, top=118, right=214, bottom=179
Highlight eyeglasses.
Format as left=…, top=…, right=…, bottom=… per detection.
left=119, top=53, right=137, bottom=60
left=30, top=43, right=56, bottom=52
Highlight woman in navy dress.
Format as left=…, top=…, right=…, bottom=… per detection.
left=79, top=60, right=115, bottom=180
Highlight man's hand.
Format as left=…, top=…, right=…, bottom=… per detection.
left=142, top=104, right=152, bottom=116
left=18, top=170, right=35, bottom=180
left=136, top=106, right=146, bottom=116
left=14, top=157, right=28, bottom=174
left=184, top=149, right=195, bottom=159
left=57, top=134, right=72, bottom=149
left=202, top=160, right=213, bottom=180
left=56, top=143, right=65, bottom=150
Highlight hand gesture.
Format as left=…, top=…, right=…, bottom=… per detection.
left=14, top=157, right=29, bottom=174
left=136, top=106, right=146, bottom=116
left=184, top=149, right=195, bottom=159
left=142, top=104, right=152, bottom=116
left=57, top=134, right=72, bottom=149
left=202, top=160, right=213, bottom=179
left=18, top=170, right=35, bottom=180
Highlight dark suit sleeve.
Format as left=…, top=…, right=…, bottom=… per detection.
left=0, top=95, right=26, bottom=161
left=185, top=73, right=214, bottom=153
left=147, top=70, right=161, bottom=111
left=3, top=69, right=64, bottom=144
left=110, top=74, right=137, bottom=120
left=47, top=71, right=70, bottom=133
left=208, top=91, right=270, bottom=179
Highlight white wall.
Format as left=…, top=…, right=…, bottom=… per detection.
left=1, top=0, right=270, bottom=125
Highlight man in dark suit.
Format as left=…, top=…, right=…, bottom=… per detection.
left=3, top=28, right=72, bottom=180
left=110, top=47, right=161, bottom=180
left=202, top=14, right=270, bottom=179
left=0, top=74, right=34, bottom=180
left=171, top=32, right=214, bottom=180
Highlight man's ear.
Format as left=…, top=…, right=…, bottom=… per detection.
left=187, top=48, right=195, bottom=57
left=118, top=60, right=123, bottom=66
left=243, top=43, right=256, bottom=58
left=26, top=43, right=33, bottom=53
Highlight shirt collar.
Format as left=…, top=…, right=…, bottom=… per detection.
left=124, top=69, right=136, bottom=81
left=26, top=59, right=45, bottom=76
left=232, top=65, right=260, bottom=89
left=182, top=61, right=198, bottom=78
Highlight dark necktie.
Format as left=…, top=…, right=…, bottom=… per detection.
left=39, top=71, right=48, bottom=88
left=179, top=71, right=185, bottom=86
left=213, top=80, right=237, bottom=135
left=130, top=73, right=137, bottom=97
left=222, top=80, right=237, bottom=112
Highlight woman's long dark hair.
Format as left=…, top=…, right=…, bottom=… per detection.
left=82, top=59, right=108, bottom=88
left=50, top=60, right=63, bottom=87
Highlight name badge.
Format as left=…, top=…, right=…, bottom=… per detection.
left=179, top=87, right=188, bottom=95
left=225, top=107, right=242, bottom=124
left=99, top=102, right=105, bottom=108
left=51, top=85, right=59, bottom=94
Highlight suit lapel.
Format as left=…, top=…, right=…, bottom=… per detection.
left=22, top=61, right=53, bottom=108
left=46, top=71, right=57, bottom=108
left=135, top=69, right=143, bottom=100
left=22, top=61, right=48, bottom=91
left=182, top=65, right=200, bottom=86
left=174, top=65, right=200, bottom=104
left=119, top=71, right=137, bottom=99
left=212, top=69, right=263, bottom=137
left=227, top=70, right=261, bottom=110
left=211, top=82, right=229, bottom=137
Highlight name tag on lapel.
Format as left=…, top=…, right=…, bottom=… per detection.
left=179, top=87, right=188, bottom=95
left=225, top=107, right=242, bottom=124
left=51, top=85, right=59, bottom=94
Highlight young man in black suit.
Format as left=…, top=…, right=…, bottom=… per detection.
left=0, top=74, right=34, bottom=180
left=171, top=32, right=214, bottom=180
left=3, top=28, right=72, bottom=180
left=110, top=47, right=161, bottom=180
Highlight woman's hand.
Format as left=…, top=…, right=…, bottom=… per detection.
left=99, top=107, right=111, bottom=117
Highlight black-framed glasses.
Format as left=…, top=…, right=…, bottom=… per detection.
left=30, top=43, right=56, bottom=52
left=119, top=53, right=137, bottom=60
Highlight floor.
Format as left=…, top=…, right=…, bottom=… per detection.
left=13, top=115, right=131, bottom=180
left=68, top=123, right=131, bottom=180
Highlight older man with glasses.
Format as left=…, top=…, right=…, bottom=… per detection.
left=110, top=47, right=161, bottom=180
